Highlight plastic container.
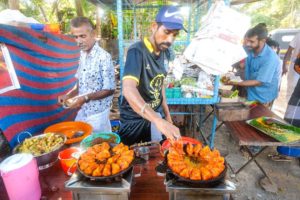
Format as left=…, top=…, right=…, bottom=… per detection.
left=30, top=23, right=45, bottom=31
left=44, top=24, right=60, bottom=34
left=80, top=132, right=121, bottom=150
left=0, top=154, right=41, bottom=200
left=166, top=75, right=220, bottom=105
left=110, top=119, right=121, bottom=133
left=277, top=146, right=300, bottom=158
left=165, top=87, right=182, bottom=98
left=58, top=147, right=80, bottom=176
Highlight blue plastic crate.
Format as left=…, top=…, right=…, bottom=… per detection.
left=165, top=87, right=182, bottom=98
left=167, top=75, right=220, bottom=105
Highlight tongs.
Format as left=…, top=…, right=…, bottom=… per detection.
left=129, top=141, right=160, bottom=149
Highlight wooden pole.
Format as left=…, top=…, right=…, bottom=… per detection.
left=8, top=0, right=19, bottom=10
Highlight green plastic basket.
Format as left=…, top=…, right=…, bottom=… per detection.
left=165, top=87, right=182, bottom=98
left=80, top=132, right=121, bottom=150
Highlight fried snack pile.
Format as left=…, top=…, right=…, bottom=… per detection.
left=167, top=141, right=225, bottom=181
left=78, top=142, right=134, bottom=177
left=18, top=133, right=64, bottom=156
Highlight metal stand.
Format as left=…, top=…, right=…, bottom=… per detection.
left=165, top=179, right=236, bottom=200
left=65, top=169, right=133, bottom=200
left=232, top=146, right=271, bottom=180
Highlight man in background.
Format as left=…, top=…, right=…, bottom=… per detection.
left=226, top=25, right=280, bottom=107
left=282, top=32, right=300, bottom=102
left=58, top=17, right=115, bottom=132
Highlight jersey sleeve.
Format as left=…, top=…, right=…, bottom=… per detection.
left=122, top=48, right=143, bottom=84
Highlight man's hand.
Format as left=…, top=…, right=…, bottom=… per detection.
left=223, top=79, right=236, bottom=86
left=153, top=118, right=181, bottom=141
left=58, top=94, right=69, bottom=106
left=64, top=96, right=85, bottom=109
left=282, top=65, right=288, bottom=75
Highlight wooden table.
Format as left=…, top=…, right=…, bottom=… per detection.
left=0, top=146, right=168, bottom=200
left=222, top=104, right=300, bottom=179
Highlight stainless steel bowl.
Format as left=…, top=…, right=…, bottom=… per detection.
left=13, top=133, right=66, bottom=170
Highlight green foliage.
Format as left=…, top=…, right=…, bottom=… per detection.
left=235, top=0, right=300, bottom=30
left=0, top=0, right=8, bottom=10
left=0, top=0, right=96, bottom=33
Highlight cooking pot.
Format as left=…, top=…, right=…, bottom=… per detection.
left=13, top=133, right=66, bottom=170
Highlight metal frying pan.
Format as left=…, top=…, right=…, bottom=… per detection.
left=76, top=143, right=146, bottom=181
left=156, top=148, right=227, bottom=187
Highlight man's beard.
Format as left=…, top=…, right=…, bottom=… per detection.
left=156, top=42, right=171, bottom=51
left=246, top=44, right=259, bottom=52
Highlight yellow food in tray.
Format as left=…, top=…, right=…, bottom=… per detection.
left=17, top=133, right=64, bottom=156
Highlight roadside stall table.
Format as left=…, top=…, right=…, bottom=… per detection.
left=0, top=145, right=236, bottom=200
left=223, top=104, right=300, bottom=179
left=0, top=146, right=167, bottom=200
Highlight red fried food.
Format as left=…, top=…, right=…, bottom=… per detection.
left=167, top=142, right=225, bottom=181
left=96, top=149, right=111, bottom=161
left=79, top=142, right=134, bottom=177
left=92, top=164, right=105, bottom=176
left=102, top=163, right=112, bottom=176
left=111, top=163, right=121, bottom=175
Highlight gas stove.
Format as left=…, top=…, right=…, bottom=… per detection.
left=65, top=168, right=133, bottom=200
left=164, top=171, right=236, bottom=200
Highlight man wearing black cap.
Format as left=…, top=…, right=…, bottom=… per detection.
left=118, top=6, right=185, bottom=145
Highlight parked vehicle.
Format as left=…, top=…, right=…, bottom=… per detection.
left=270, top=28, right=300, bottom=59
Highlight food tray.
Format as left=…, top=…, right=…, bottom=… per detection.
left=44, top=121, right=92, bottom=144
left=80, top=132, right=120, bottom=150
left=246, top=117, right=300, bottom=143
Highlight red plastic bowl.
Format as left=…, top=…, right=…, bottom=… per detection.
left=58, top=147, right=80, bottom=176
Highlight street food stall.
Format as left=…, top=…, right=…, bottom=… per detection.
left=1, top=1, right=300, bottom=200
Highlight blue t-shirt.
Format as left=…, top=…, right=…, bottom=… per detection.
left=245, top=44, right=280, bottom=103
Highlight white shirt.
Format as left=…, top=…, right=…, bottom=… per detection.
left=286, top=33, right=300, bottom=101
left=290, top=32, right=300, bottom=64
left=75, top=42, right=115, bottom=118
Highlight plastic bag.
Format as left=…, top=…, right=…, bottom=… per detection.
left=183, top=1, right=250, bottom=75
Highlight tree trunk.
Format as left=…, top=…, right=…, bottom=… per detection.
left=75, top=0, right=84, bottom=16
left=39, top=5, right=48, bottom=22
left=8, top=0, right=19, bottom=10
left=96, top=6, right=102, bottom=38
